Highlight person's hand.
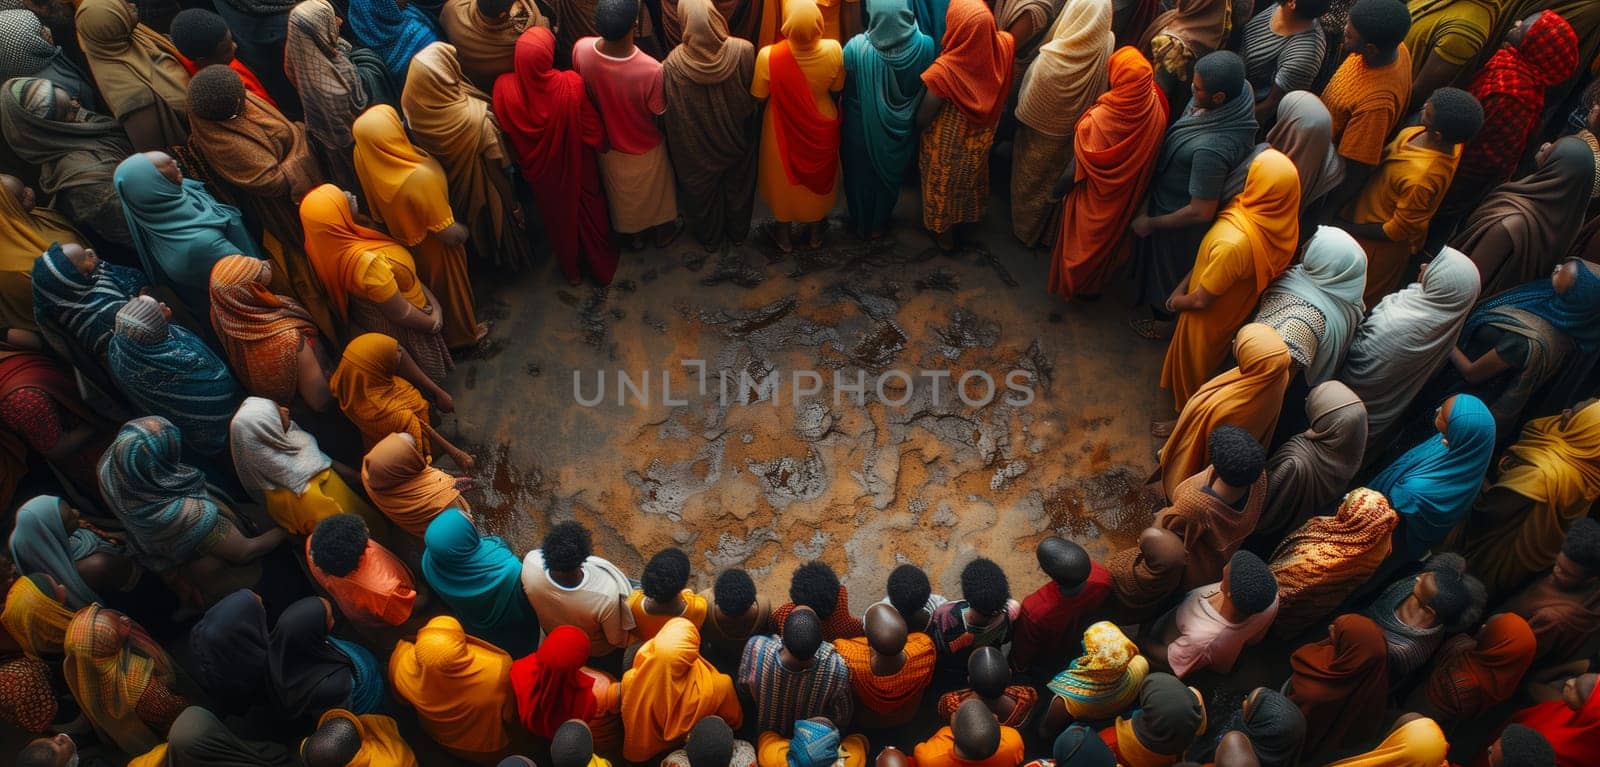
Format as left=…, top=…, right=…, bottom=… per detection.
left=1131, top=214, right=1154, bottom=238
left=511, top=205, right=525, bottom=227
left=430, top=313, right=443, bottom=334
left=344, top=191, right=360, bottom=214
left=454, top=451, right=477, bottom=473
left=454, top=476, right=475, bottom=491
left=434, top=390, right=455, bottom=413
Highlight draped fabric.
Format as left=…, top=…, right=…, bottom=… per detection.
left=1137, top=0, right=1234, bottom=54
left=0, top=347, right=110, bottom=514
left=107, top=297, right=244, bottom=457
left=268, top=597, right=354, bottom=721
left=1267, top=488, right=1396, bottom=637
left=1454, top=136, right=1595, bottom=298
left=0, top=184, right=81, bottom=334
left=620, top=618, right=743, bottom=761
left=1104, top=529, right=1185, bottom=624
left=1046, top=621, right=1148, bottom=720
left=1155, top=465, right=1267, bottom=591
left=188, top=93, right=320, bottom=201
left=1256, top=226, right=1366, bottom=384
left=29, top=243, right=147, bottom=387
left=1158, top=324, right=1291, bottom=499
left=1464, top=258, right=1600, bottom=353
left=509, top=625, right=598, bottom=737
left=209, top=256, right=319, bottom=405
left=921, top=0, right=1015, bottom=125
left=284, top=0, right=368, bottom=155
left=156, top=706, right=294, bottom=766
left=228, top=396, right=331, bottom=499
left=422, top=509, right=539, bottom=656
left=770, top=38, right=842, bottom=195
left=96, top=416, right=226, bottom=571
left=361, top=432, right=462, bottom=538
left=1196, top=690, right=1305, bottom=767
left=73, top=0, right=189, bottom=128
left=1287, top=614, right=1390, bottom=756
left=0, top=10, right=97, bottom=109
left=839, top=0, right=933, bottom=235
left=299, top=182, right=411, bottom=324
left=310, top=710, right=419, bottom=767
left=1421, top=613, right=1535, bottom=719
left=1370, top=394, right=1496, bottom=564
left=752, top=0, right=843, bottom=223
left=0, top=79, right=132, bottom=245
left=0, top=574, right=76, bottom=658
left=493, top=28, right=617, bottom=284
left=8, top=495, right=107, bottom=607
left=1257, top=381, right=1367, bottom=541
left=1324, top=717, right=1450, bottom=767
left=330, top=333, right=432, bottom=453
left=63, top=604, right=176, bottom=754
left=670, top=0, right=757, bottom=84
left=1338, top=247, right=1480, bottom=454
left=189, top=589, right=269, bottom=715
left=438, top=0, right=543, bottom=89
left=388, top=615, right=515, bottom=757
left=1014, top=0, right=1112, bottom=137
left=1121, top=672, right=1204, bottom=757
left=346, top=0, right=441, bottom=81
left=1224, top=91, right=1344, bottom=210
left=1510, top=679, right=1600, bottom=767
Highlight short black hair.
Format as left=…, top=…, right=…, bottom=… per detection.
left=1209, top=425, right=1265, bottom=487
left=1289, top=0, right=1332, bottom=20
left=952, top=700, right=1002, bottom=760
left=1037, top=537, right=1091, bottom=589
left=16, top=742, right=58, bottom=767
left=1348, top=0, right=1411, bottom=51
left=1426, top=87, right=1485, bottom=144
left=1429, top=568, right=1471, bottom=628
left=1194, top=51, right=1247, bottom=101
left=475, top=0, right=515, bottom=17
left=886, top=564, right=932, bottom=618
left=1498, top=724, right=1554, bottom=767
left=187, top=65, right=245, bottom=121
left=309, top=514, right=369, bottom=577
left=641, top=547, right=691, bottom=602
left=1563, top=518, right=1600, bottom=574
left=551, top=721, right=594, bottom=767
left=302, top=715, right=362, bottom=767
left=1226, top=551, right=1277, bottom=616
left=968, top=646, right=1011, bottom=698
left=790, top=561, right=840, bottom=617
left=783, top=608, right=823, bottom=660
left=685, top=716, right=735, bottom=767
left=594, top=0, right=637, bottom=40
left=713, top=569, right=757, bottom=616
left=960, top=557, right=1010, bottom=616
left=170, top=9, right=230, bottom=60
left=542, top=521, right=592, bottom=573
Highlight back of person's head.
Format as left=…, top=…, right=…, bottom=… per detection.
left=1036, top=536, right=1091, bottom=589
left=967, top=646, right=1011, bottom=698
left=713, top=568, right=757, bottom=616
left=783, top=607, right=824, bottom=660
left=1348, top=0, right=1411, bottom=52
left=1426, top=87, right=1485, bottom=145
left=309, top=514, right=369, bottom=577
left=864, top=603, right=907, bottom=656
left=790, top=561, right=841, bottom=616
left=16, top=738, right=70, bottom=767
left=1194, top=51, right=1247, bottom=101
left=960, top=557, right=1011, bottom=616
left=1495, top=724, right=1554, bottom=767
left=1428, top=568, right=1472, bottom=629
left=170, top=9, right=231, bottom=61
left=594, top=0, right=637, bottom=41
left=542, top=520, right=593, bottom=573
left=551, top=721, right=595, bottom=767
left=685, top=716, right=736, bottom=767
left=886, top=564, right=932, bottom=618
left=1564, top=518, right=1600, bottom=576
left=951, top=699, right=1002, bottom=760
left=187, top=65, right=246, bottom=121
left=1225, top=551, right=1277, bottom=616
left=1214, top=731, right=1260, bottom=767
left=302, top=715, right=363, bottom=767
left=641, top=547, right=691, bottom=602
left=475, top=0, right=515, bottom=18
left=1208, top=426, right=1265, bottom=487
left=1289, top=0, right=1332, bottom=20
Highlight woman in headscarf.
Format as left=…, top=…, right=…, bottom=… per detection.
left=493, top=30, right=614, bottom=287
left=106, top=296, right=243, bottom=457
left=361, top=431, right=468, bottom=538
left=1454, top=135, right=1595, bottom=299
left=131, top=705, right=295, bottom=766
left=8, top=495, right=130, bottom=608
left=1250, top=226, right=1366, bottom=389
left=1, top=574, right=79, bottom=662
left=1324, top=716, right=1451, bottom=767
left=388, top=614, right=516, bottom=762
left=621, top=617, right=742, bottom=761
left=839, top=0, right=933, bottom=240
left=229, top=396, right=376, bottom=535
left=188, top=589, right=269, bottom=716
left=299, top=184, right=452, bottom=381
left=1009, top=0, right=1111, bottom=248
left=186, top=67, right=337, bottom=342
left=0, top=78, right=133, bottom=247
left=758, top=716, right=868, bottom=767
left=509, top=625, right=621, bottom=744
left=1442, top=258, right=1600, bottom=432
left=303, top=709, right=419, bottom=767
left=352, top=105, right=482, bottom=351
left=402, top=43, right=528, bottom=272
left=421, top=509, right=537, bottom=656
left=1103, top=527, right=1187, bottom=624
left=438, top=0, right=545, bottom=90
left=63, top=603, right=184, bottom=755
left=30, top=242, right=147, bottom=393
left=73, top=0, right=189, bottom=150
left=113, top=151, right=261, bottom=316
left=347, top=0, right=441, bottom=82
left=1137, top=0, right=1244, bottom=109
left=0, top=173, right=85, bottom=338
left=330, top=332, right=474, bottom=470
left=1455, top=399, right=1600, bottom=598
left=284, top=0, right=371, bottom=193
left=752, top=0, right=844, bottom=252
left=269, top=596, right=384, bottom=721
left=1255, top=381, right=1367, bottom=543
left=663, top=0, right=759, bottom=250
left=0, top=10, right=97, bottom=111
left=1047, top=45, right=1165, bottom=300
left=1041, top=621, right=1148, bottom=729
left=664, top=0, right=760, bottom=43
left=1284, top=614, right=1389, bottom=759
left=1158, top=149, right=1298, bottom=415
left=916, top=0, right=1013, bottom=251
left=1100, top=672, right=1204, bottom=767
left=1337, top=246, right=1480, bottom=457
left=1243, top=91, right=1344, bottom=215
left=1191, top=688, right=1305, bottom=767
left=209, top=256, right=331, bottom=409
left=1507, top=668, right=1600, bottom=767
left=1033, top=725, right=1114, bottom=767
left=1370, top=394, right=1495, bottom=567
left=1413, top=612, right=1535, bottom=721
left=1157, top=324, right=1292, bottom=500
left=1266, top=487, right=1396, bottom=637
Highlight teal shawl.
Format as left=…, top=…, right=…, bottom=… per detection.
left=106, top=297, right=243, bottom=456
left=96, top=416, right=225, bottom=572
left=113, top=153, right=261, bottom=312
left=843, top=0, right=936, bottom=189
left=420, top=509, right=539, bottom=656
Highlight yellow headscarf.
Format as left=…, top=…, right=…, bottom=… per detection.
left=782, top=0, right=825, bottom=47
left=350, top=105, right=454, bottom=246
left=0, top=575, right=78, bottom=659
left=387, top=615, right=515, bottom=755
left=1325, top=716, right=1450, bottom=767
left=304, top=709, right=419, bottom=767
left=62, top=604, right=176, bottom=755
left=619, top=617, right=743, bottom=761
left=1216, top=148, right=1301, bottom=293
left=329, top=333, right=431, bottom=452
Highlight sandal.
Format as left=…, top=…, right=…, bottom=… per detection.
left=1130, top=317, right=1174, bottom=341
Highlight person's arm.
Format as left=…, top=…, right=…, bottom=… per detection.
left=208, top=522, right=289, bottom=564
left=432, top=222, right=470, bottom=248
left=1526, top=662, right=1590, bottom=702
left=422, top=422, right=476, bottom=472
left=295, top=340, right=333, bottom=412
left=1408, top=53, right=1462, bottom=117
left=916, top=91, right=945, bottom=131
left=377, top=289, right=443, bottom=333
left=395, top=345, right=453, bottom=409
left=1448, top=347, right=1512, bottom=384
left=2, top=328, right=43, bottom=349
left=1164, top=268, right=1217, bottom=313
left=1005, top=15, right=1042, bottom=54
left=120, top=105, right=169, bottom=152
left=1136, top=196, right=1220, bottom=234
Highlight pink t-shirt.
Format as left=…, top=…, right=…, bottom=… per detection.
left=1165, top=584, right=1278, bottom=678
left=571, top=37, right=665, bottom=155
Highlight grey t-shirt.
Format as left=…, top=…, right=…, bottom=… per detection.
left=1241, top=6, right=1327, bottom=101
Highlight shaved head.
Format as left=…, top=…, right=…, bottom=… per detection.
left=968, top=646, right=1011, bottom=699
left=952, top=699, right=1002, bottom=760
left=1215, top=732, right=1259, bottom=767
left=875, top=748, right=910, bottom=767
left=865, top=603, right=907, bottom=655
left=1037, top=537, right=1091, bottom=589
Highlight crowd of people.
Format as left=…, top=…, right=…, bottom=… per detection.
left=4, top=0, right=1600, bottom=763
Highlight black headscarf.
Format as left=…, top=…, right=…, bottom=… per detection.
left=1191, top=689, right=1306, bottom=767
left=266, top=597, right=353, bottom=720
left=1131, top=673, right=1205, bottom=755
left=1053, top=724, right=1116, bottom=767
left=190, top=589, right=270, bottom=715
left=165, top=706, right=295, bottom=766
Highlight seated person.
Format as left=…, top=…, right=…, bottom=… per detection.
left=1146, top=550, right=1279, bottom=678
left=1502, top=518, right=1600, bottom=665
left=913, top=699, right=1026, bottom=767
left=936, top=647, right=1037, bottom=728
left=737, top=608, right=852, bottom=736
left=630, top=547, right=709, bottom=641
left=1011, top=537, right=1111, bottom=675
left=1103, top=527, right=1188, bottom=625
left=771, top=561, right=864, bottom=640
left=879, top=564, right=947, bottom=633
left=522, top=521, right=635, bottom=657
left=1041, top=622, right=1149, bottom=734
left=300, top=708, right=419, bottom=767
left=124, top=706, right=293, bottom=766
left=1324, top=714, right=1450, bottom=767
left=832, top=603, right=937, bottom=727
left=509, top=625, right=621, bottom=744
left=307, top=514, right=420, bottom=629
left=929, top=558, right=1020, bottom=668
left=620, top=618, right=742, bottom=762
left=1100, top=673, right=1207, bottom=766
left=699, top=568, right=773, bottom=669
left=1481, top=723, right=1555, bottom=767
left=756, top=717, right=867, bottom=767
left=661, top=716, right=757, bottom=767
left=1362, top=554, right=1477, bottom=680
left=1154, top=426, right=1268, bottom=591
left=552, top=721, right=606, bottom=767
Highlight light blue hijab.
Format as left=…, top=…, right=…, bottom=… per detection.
left=843, top=0, right=935, bottom=188
left=1370, top=394, right=1495, bottom=562
left=787, top=718, right=843, bottom=767
left=7, top=494, right=111, bottom=607
left=1261, top=226, right=1367, bottom=384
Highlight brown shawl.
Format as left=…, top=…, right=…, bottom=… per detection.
left=1453, top=135, right=1596, bottom=299
left=361, top=431, right=466, bottom=538
left=284, top=0, right=368, bottom=152
left=1136, top=0, right=1239, bottom=56
left=188, top=92, right=321, bottom=201
left=1502, top=575, right=1600, bottom=664
left=438, top=0, right=546, bottom=90
left=1104, top=527, right=1187, bottom=623
left=664, top=0, right=761, bottom=45
left=1287, top=614, right=1390, bottom=757
left=1154, top=465, right=1267, bottom=590
left=74, top=0, right=189, bottom=136
left=1257, top=381, right=1368, bottom=542
left=1267, top=487, right=1397, bottom=637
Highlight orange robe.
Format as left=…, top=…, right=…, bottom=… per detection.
left=751, top=1, right=844, bottom=224
left=912, top=725, right=1026, bottom=767
left=832, top=632, right=937, bottom=727
left=619, top=618, right=742, bottom=762
left=388, top=616, right=516, bottom=761
left=1157, top=324, right=1291, bottom=500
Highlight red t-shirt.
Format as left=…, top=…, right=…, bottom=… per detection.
left=570, top=37, right=665, bottom=155
left=1011, top=561, right=1113, bottom=671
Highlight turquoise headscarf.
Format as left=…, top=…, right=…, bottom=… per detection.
left=1370, top=394, right=1496, bottom=562
left=7, top=495, right=113, bottom=608
left=113, top=153, right=260, bottom=311
left=106, top=296, right=243, bottom=456
left=787, top=718, right=842, bottom=767
left=908, top=0, right=949, bottom=51
left=96, top=416, right=225, bottom=572
left=843, top=0, right=935, bottom=189
left=420, top=509, right=540, bottom=656
left=1260, top=226, right=1368, bottom=384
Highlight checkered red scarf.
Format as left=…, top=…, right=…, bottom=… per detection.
left=1471, top=11, right=1579, bottom=110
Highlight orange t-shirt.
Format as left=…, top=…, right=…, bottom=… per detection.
left=1322, top=45, right=1413, bottom=167
left=626, top=589, right=709, bottom=642
left=912, top=726, right=1025, bottom=767
left=308, top=537, right=418, bottom=628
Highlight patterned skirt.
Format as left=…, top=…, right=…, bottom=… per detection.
left=919, top=104, right=998, bottom=234
left=0, top=655, right=55, bottom=732
left=350, top=298, right=453, bottom=385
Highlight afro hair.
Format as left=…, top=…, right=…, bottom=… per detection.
left=1428, top=567, right=1472, bottom=629
left=309, top=514, right=369, bottom=577
left=713, top=568, right=758, bottom=616
left=169, top=9, right=230, bottom=61
left=1426, top=87, right=1485, bottom=144
left=1348, top=0, right=1412, bottom=52
left=641, top=547, right=692, bottom=602
left=542, top=521, right=593, bottom=573
left=886, top=564, right=933, bottom=618
left=1225, top=550, right=1277, bottom=616
left=960, top=557, right=1011, bottom=616
left=551, top=721, right=594, bottom=767
left=1194, top=50, right=1247, bottom=101
left=790, top=561, right=841, bottom=617
left=1208, top=425, right=1265, bottom=487
left=685, top=717, right=735, bottom=767
left=1497, top=724, right=1554, bottom=767
left=302, top=715, right=363, bottom=767
left=1562, top=518, right=1600, bottom=574
left=594, top=0, right=637, bottom=40
left=186, top=65, right=245, bottom=121
left=783, top=608, right=823, bottom=660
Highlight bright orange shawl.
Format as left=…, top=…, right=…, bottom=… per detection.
left=305, top=709, right=418, bottom=767
left=209, top=255, right=319, bottom=404
left=299, top=183, right=414, bottom=323
left=0, top=576, right=77, bottom=659
left=361, top=431, right=465, bottom=538
left=351, top=105, right=455, bottom=247
left=1049, top=46, right=1167, bottom=300
left=921, top=0, right=1015, bottom=125
left=388, top=615, right=515, bottom=757
left=1214, top=149, right=1301, bottom=293
left=619, top=617, right=743, bottom=761
left=768, top=1, right=840, bottom=195
left=1158, top=324, right=1291, bottom=499
left=329, top=333, right=431, bottom=453
left=1422, top=613, right=1536, bottom=718
left=832, top=632, right=937, bottom=716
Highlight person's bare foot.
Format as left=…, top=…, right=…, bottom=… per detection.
left=1150, top=419, right=1176, bottom=438
left=807, top=223, right=826, bottom=249
left=768, top=221, right=794, bottom=253
left=473, top=322, right=491, bottom=344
